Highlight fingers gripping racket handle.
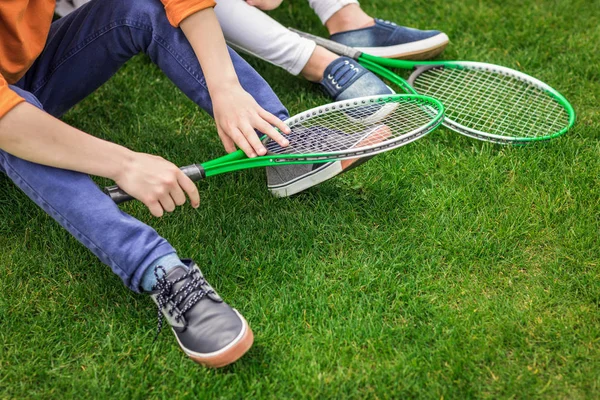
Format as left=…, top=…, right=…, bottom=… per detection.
left=104, top=164, right=205, bottom=204
left=288, top=28, right=362, bottom=59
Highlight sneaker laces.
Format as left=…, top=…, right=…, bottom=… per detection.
left=152, top=266, right=215, bottom=340
left=327, top=60, right=360, bottom=89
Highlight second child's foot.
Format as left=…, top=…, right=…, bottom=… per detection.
left=330, top=19, right=449, bottom=60
left=266, top=57, right=396, bottom=197
left=320, top=56, right=398, bottom=124
left=150, top=260, right=253, bottom=368
left=266, top=124, right=392, bottom=197
left=320, top=56, right=393, bottom=101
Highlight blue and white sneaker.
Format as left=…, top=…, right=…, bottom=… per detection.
left=321, top=56, right=398, bottom=124
left=266, top=57, right=394, bottom=197
left=320, top=56, right=393, bottom=101
left=330, top=19, right=449, bottom=60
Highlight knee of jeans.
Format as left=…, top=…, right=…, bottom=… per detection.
left=8, top=85, right=44, bottom=110
left=102, top=0, right=164, bottom=23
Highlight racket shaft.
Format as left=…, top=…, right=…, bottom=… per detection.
left=289, top=28, right=363, bottom=59
left=105, top=94, right=444, bottom=205
left=104, top=164, right=205, bottom=204
left=289, top=28, right=415, bottom=93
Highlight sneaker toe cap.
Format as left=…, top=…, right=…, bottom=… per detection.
left=179, top=304, right=244, bottom=355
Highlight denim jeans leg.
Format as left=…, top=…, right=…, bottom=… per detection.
left=2, top=86, right=176, bottom=292
left=17, top=0, right=289, bottom=121
left=7, top=0, right=289, bottom=291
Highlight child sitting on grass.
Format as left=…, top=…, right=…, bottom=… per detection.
left=0, top=0, right=293, bottom=368
left=55, top=0, right=449, bottom=196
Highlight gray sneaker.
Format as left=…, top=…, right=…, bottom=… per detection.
left=150, top=260, right=253, bottom=368
left=266, top=57, right=395, bottom=198
left=267, top=124, right=391, bottom=197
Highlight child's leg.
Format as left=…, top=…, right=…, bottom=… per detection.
left=52, top=0, right=325, bottom=78
left=10, top=0, right=289, bottom=290
left=4, top=89, right=252, bottom=369
left=2, top=86, right=175, bottom=292
left=21, top=0, right=288, bottom=121
left=10, top=2, right=259, bottom=366
left=214, top=0, right=317, bottom=76
left=212, top=0, right=395, bottom=197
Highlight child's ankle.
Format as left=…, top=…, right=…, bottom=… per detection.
left=140, top=253, right=185, bottom=292
left=301, top=46, right=339, bottom=82
left=325, top=4, right=375, bottom=35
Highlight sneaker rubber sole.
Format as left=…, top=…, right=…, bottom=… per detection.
left=269, top=161, right=344, bottom=197
left=340, top=124, right=392, bottom=170
left=355, top=33, right=449, bottom=60
left=174, top=310, right=254, bottom=368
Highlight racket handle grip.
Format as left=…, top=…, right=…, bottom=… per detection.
left=288, top=28, right=362, bottom=60
left=104, top=164, right=205, bottom=204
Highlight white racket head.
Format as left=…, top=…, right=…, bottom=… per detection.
left=263, top=94, right=444, bottom=162
left=408, top=62, right=575, bottom=144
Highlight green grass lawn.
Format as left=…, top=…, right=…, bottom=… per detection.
left=1, top=0, right=599, bottom=398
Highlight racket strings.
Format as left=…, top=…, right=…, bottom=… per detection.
left=264, top=98, right=437, bottom=155
left=421, top=70, right=543, bottom=134
left=417, top=69, right=536, bottom=131
left=411, top=68, right=570, bottom=138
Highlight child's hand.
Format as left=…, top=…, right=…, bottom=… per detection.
left=115, top=152, right=200, bottom=217
left=211, top=84, right=290, bottom=157
left=245, top=0, right=283, bottom=11
left=179, top=8, right=289, bottom=156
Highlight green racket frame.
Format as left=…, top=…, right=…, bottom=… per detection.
left=289, top=28, right=576, bottom=144
left=106, top=94, right=444, bottom=203
left=202, top=94, right=444, bottom=176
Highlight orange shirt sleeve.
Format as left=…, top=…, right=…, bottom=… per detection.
left=160, top=0, right=217, bottom=27
left=0, top=74, right=25, bottom=120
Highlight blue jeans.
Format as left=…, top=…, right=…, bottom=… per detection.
left=1, top=0, right=289, bottom=292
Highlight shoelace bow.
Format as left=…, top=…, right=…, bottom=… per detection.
left=153, top=266, right=215, bottom=340
left=327, top=60, right=360, bottom=89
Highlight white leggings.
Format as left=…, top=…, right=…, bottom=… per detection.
left=214, top=0, right=359, bottom=75
left=60, top=0, right=358, bottom=76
